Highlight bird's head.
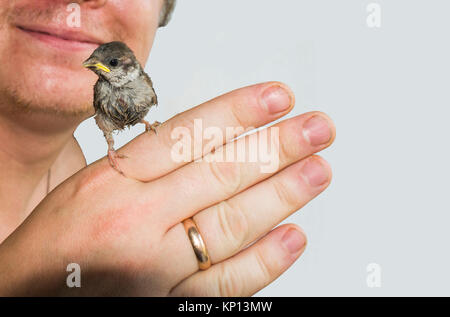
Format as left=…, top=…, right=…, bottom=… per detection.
left=83, top=41, right=141, bottom=87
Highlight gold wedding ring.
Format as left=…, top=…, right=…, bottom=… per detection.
left=182, top=218, right=211, bottom=270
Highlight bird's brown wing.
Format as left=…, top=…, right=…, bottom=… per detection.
left=142, top=71, right=158, bottom=107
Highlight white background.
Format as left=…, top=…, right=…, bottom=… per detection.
left=75, top=0, right=450, bottom=296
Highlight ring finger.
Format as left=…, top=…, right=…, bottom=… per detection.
left=162, top=154, right=331, bottom=285
left=169, top=224, right=307, bottom=296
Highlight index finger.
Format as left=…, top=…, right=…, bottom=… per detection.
left=113, top=81, right=295, bottom=181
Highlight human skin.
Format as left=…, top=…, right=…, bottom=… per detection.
left=0, top=0, right=336, bottom=296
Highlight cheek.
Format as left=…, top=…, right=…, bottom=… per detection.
left=108, top=0, right=162, bottom=64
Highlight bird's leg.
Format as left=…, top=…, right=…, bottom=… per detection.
left=141, top=119, right=162, bottom=135
left=105, top=133, right=127, bottom=175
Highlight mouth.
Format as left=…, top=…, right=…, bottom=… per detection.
left=15, top=24, right=103, bottom=52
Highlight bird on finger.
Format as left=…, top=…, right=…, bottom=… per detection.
left=83, top=41, right=160, bottom=175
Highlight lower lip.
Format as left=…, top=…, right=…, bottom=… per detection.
left=16, top=26, right=99, bottom=52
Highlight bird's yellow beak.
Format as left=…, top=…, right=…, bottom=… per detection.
left=82, top=61, right=111, bottom=73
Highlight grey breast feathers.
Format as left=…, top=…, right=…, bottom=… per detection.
left=93, top=73, right=158, bottom=131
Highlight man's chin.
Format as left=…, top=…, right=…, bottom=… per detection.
left=4, top=88, right=94, bottom=118
left=0, top=68, right=96, bottom=118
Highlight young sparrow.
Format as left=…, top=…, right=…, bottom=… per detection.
left=83, top=41, right=160, bottom=175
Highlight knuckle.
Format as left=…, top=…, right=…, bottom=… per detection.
left=229, top=99, right=249, bottom=130
left=163, top=114, right=196, bottom=153
left=254, top=249, right=273, bottom=287
left=72, top=165, right=114, bottom=198
left=272, top=177, right=299, bottom=208
left=278, top=131, right=297, bottom=163
left=208, top=161, right=242, bottom=196
left=216, top=200, right=249, bottom=252
left=217, top=263, right=244, bottom=297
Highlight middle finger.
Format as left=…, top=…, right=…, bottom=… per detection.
left=147, top=111, right=335, bottom=227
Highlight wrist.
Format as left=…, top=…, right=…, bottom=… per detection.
left=0, top=224, right=64, bottom=296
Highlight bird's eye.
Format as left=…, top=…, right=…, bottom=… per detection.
left=109, top=59, right=119, bottom=67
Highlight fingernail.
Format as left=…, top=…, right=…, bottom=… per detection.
left=303, top=115, right=332, bottom=146
left=281, top=228, right=306, bottom=254
left=261, top=85, right=292, bottom=114
left=300, top=158, right=329, bottom=187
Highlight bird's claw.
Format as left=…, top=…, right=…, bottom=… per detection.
left=108, top=150, right=127, bottom=175
left=144, top=120, right=162, bottom=135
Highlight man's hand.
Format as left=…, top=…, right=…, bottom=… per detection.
left=0, top=81, right=335, bottom=296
